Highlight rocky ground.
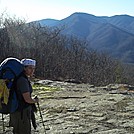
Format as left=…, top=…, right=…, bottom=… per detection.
left=0, top=80, right=134, bottom=134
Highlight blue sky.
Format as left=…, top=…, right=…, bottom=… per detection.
left=0, top=0, right=134, bottom=22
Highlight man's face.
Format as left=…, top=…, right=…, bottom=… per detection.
left=24, top=65, right=35, bottom=77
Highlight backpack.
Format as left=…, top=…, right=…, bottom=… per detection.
left=0, top=57, right=24, bottom=114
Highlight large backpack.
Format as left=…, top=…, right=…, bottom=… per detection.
left=0, top=57, right=24, bottom=114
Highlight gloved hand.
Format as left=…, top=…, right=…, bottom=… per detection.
left=34, top=96, right=39, bottom=103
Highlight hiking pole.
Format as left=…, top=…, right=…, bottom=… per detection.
left=2, top=114, right=5, bottom=133
left=35, top=96, right=46, bottom=134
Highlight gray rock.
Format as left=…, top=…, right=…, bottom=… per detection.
left=0, top=81, right=134, bottom=134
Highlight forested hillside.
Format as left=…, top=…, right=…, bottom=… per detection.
left=0, top=15, right=134, bottom=86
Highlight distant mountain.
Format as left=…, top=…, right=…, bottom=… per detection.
left=105, top=15, right=134, bottom=34
left=32, top=18, right=59, bottom=26
left=35, top=12, right=134, bottom=63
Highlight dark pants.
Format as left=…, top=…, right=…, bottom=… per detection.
left=9, top=106, right=31, bottom=134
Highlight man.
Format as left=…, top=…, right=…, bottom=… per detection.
left=10, top=58, right=38, bottom=134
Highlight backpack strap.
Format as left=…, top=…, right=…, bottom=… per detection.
left=12, top=73, right=31, bottom=112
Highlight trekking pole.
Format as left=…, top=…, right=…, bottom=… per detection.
left=2, top=114, right=5, bottom=133
left=35, top=96, right=46, bottom=134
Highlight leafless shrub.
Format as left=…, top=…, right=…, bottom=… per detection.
left=0, top=14, right=133, bottom=86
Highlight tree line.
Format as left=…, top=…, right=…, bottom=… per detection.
left=0, top=15, right=134, bottom=86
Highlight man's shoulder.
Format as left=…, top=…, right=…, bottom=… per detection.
left=17, top=75, right=28, bottom=84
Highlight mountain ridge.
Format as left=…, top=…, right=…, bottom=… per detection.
left=33, top=12, right=134, bottom=63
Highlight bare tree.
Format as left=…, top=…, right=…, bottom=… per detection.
left=0, top=13, right=134, bottom=86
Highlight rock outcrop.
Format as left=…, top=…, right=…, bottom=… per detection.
left=0, top=80, right=134, bottom=134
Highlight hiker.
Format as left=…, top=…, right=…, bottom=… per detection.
left=9, top=58, right=39, bottom=134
